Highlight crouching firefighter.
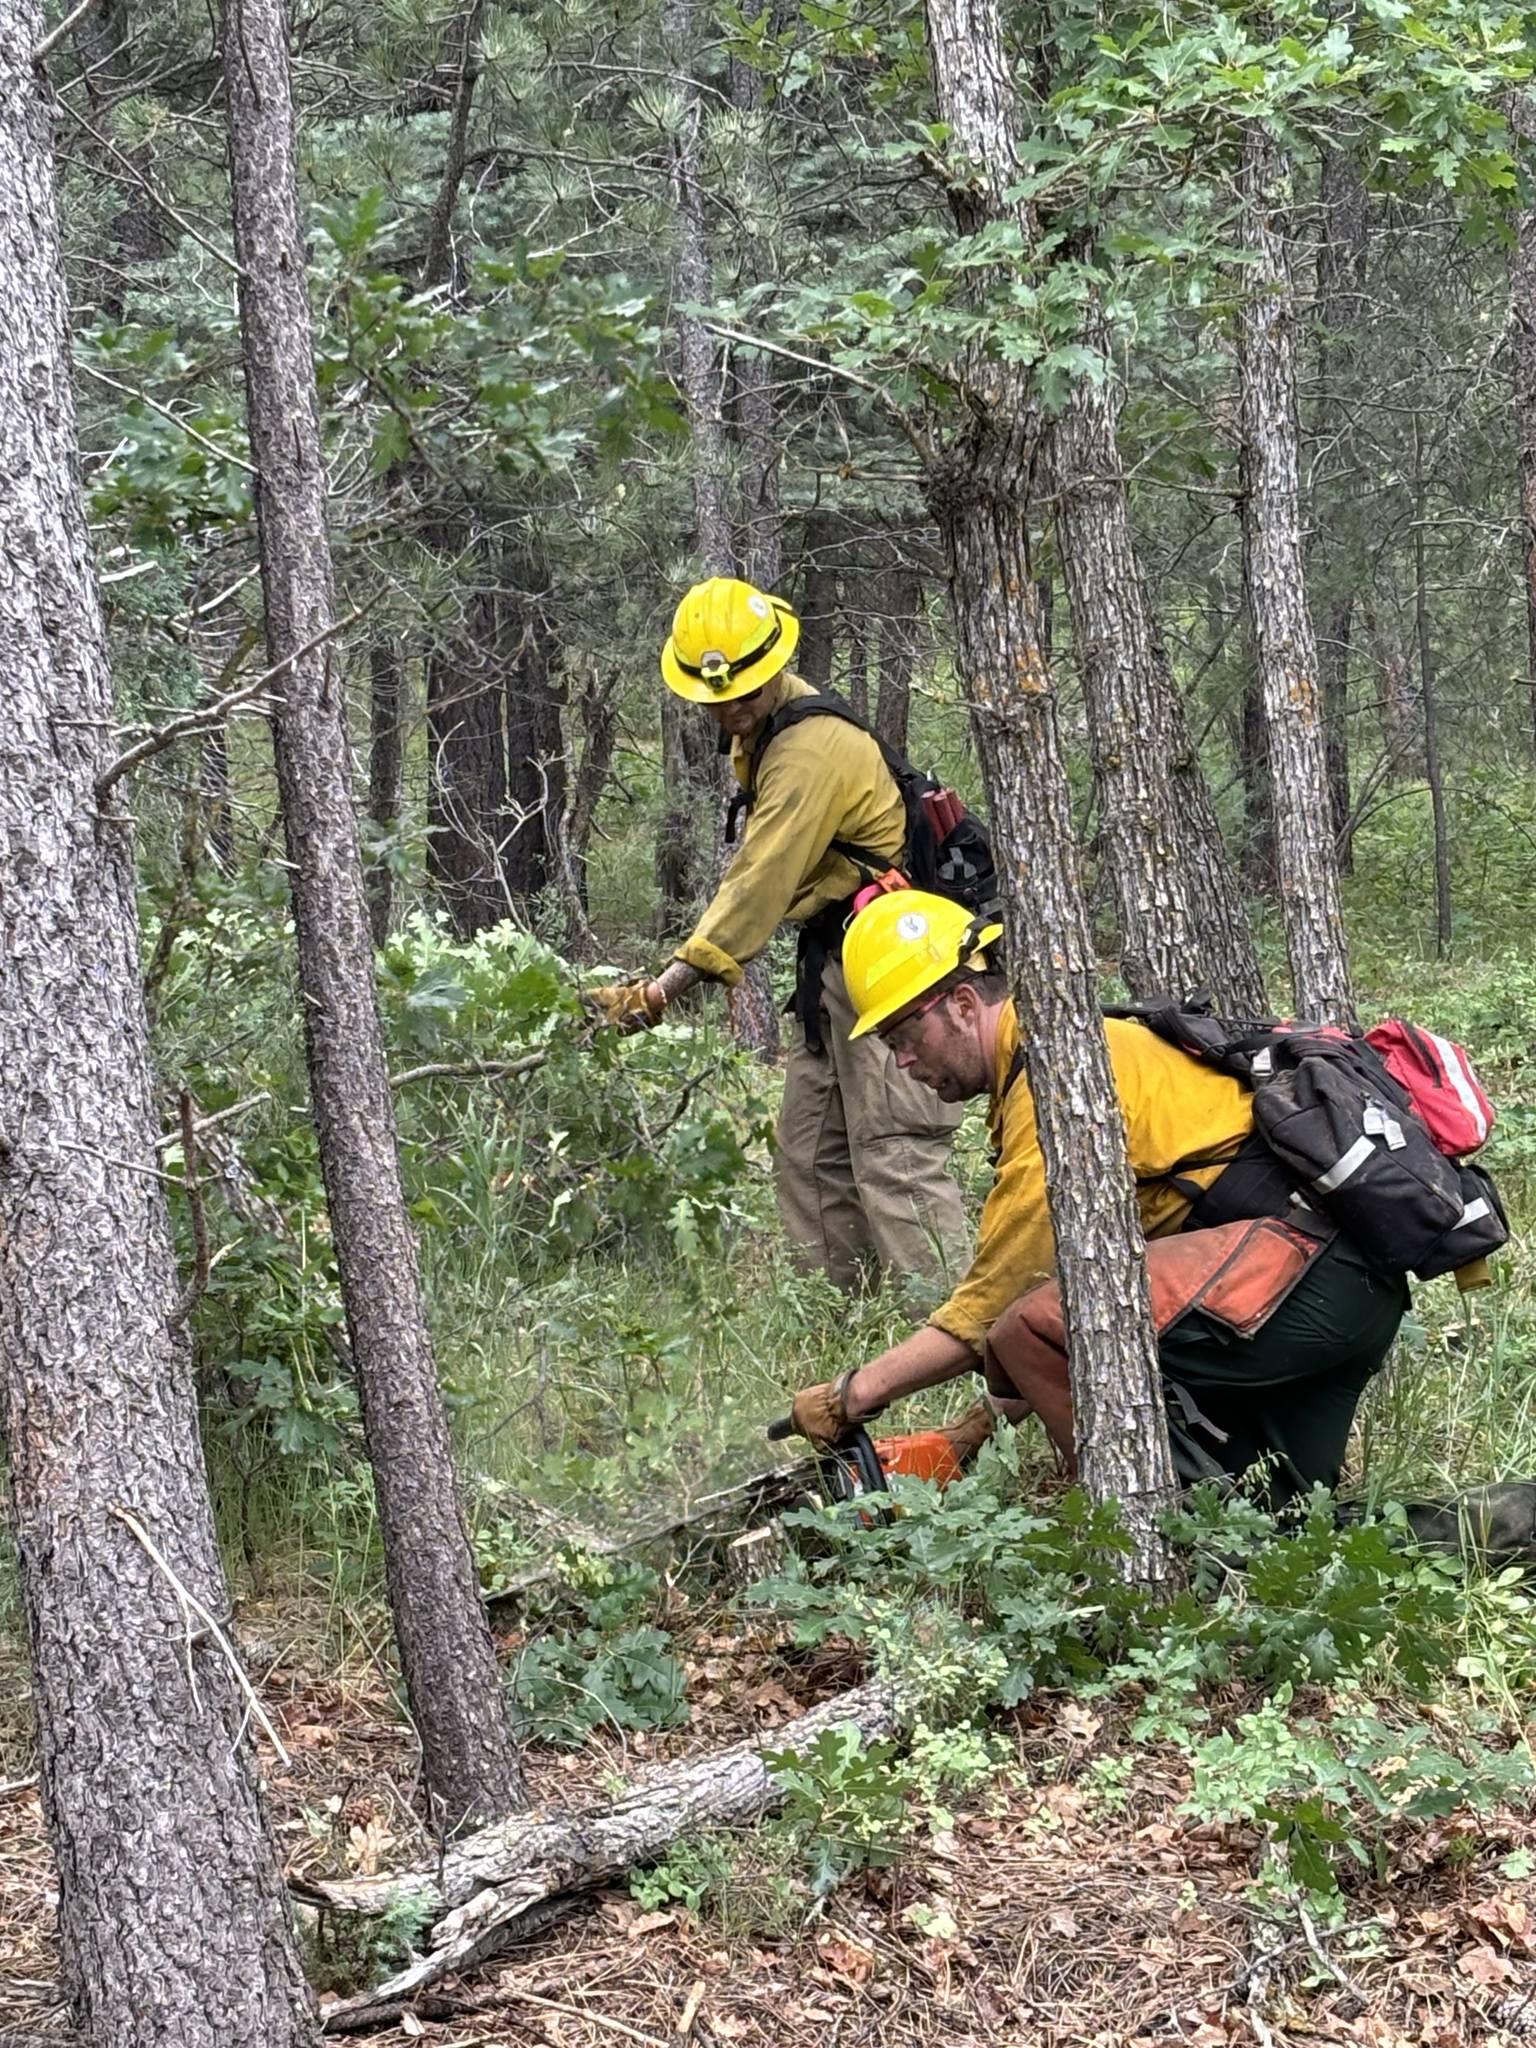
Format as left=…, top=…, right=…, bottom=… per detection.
left=586, top=577, right=985, bottom=1294
left=787, top=892, right=1415, bottom=1508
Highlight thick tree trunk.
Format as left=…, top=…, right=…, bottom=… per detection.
left=366, top=642, right=404, bottom=946
left=0, top=20, right=318, bottom=2045
left=224, top=0, right=525, bottom=1831
left=875, top=564, right=917, bottom=752
left=1238, top=125, right=1356, bottom=1029
left=426, top=591, right=512, bottom=938
left=1511, top=90, right=1536, bottom=757
left=1049, top=303, right=1266, bottom=1012
left=921, top=0, right=1178, bottom=1591
left=306, top=1681, right=899, bottom=2023
left=1413, top=425, right=1453, bottom=958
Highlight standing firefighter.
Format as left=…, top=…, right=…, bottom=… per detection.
left=588, top=578, right=970, bottom=1292
left=788, top=891, right=1420, bottom=1505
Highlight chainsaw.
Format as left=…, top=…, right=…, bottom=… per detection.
left=765, top=1412, right=969, bottom=1517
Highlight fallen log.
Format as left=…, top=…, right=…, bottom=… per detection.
left=305, top=1678, right=896, bottom=2031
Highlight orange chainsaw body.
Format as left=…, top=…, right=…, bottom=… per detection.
left=869, top=1428, right=966, bottom=1488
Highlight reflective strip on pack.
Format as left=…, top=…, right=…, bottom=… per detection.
left=1458, top=1197, right=1491, bottom=1228
left=1314, top=1134, right=1375, bottom=1194
left=1426, top=1028, right=1491, bottom=1143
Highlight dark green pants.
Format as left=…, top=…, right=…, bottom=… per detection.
left=1161, top=1235, right=1409, bottom=1506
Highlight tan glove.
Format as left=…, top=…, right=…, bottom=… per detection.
left=584, top=978, right=664, bottom=1033
left=935, top=1399, right=999, bottom=1468
left=791, top=1369, right=882, bottom=1449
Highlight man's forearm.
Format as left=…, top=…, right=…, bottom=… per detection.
left=844, top=1324, right=977, bottom=1420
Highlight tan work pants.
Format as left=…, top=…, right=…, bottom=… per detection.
left=775, top=958, right=969, bottom=1293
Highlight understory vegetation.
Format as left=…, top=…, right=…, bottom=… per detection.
left=11, top=754, right=1532, bottom=1983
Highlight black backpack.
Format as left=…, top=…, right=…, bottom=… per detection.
left=725, top=690, right=997, bottom=915
left=1108, top=1001, right=1509, bottom=1282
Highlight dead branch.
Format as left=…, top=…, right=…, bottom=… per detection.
left=95, top=609, right=362, bottom=801
left=305, top=1679, right=898, bottom=2029
left=389, top=1051, right=550, bottom=1089
left=32, top=0, right=99, bottom=64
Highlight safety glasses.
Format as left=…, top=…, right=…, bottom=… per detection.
left=877, top=986, right=952, bottom=1053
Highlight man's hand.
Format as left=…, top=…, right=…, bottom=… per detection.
left=794, top=1368, right=888, bottom=1449
left=584, top=978, right=665, bottom=1033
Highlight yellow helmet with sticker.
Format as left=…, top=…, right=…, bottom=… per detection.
left=843, top=890, right=1005, bottom=1040
left=661, top=577, right=801, bottom=704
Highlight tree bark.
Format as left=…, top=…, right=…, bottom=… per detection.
left=1512, top=89, right=1536, bottom=757
left=875, top=564, right=918, bottom=752
left=920, top=0, right=1178, bottom=1590
left=0, top=18, right=318, bottom=2044
left=500, top=570, right=567, bottom=911
left=366, top=642, right=404, bottom=946
left=1312, top=144, right=1369, bottom=871
left=305, top=1681, right=899, bottom=2023
left=421, top=0, right=488, bottom=292
left=1413, top=422, right=1453, bottom=959
left=663, top=0, right=778, bottom=1053
left=1048, top=301, right=1266, bottom=1012
left=795, top=510, right=838, bottom=686
left=728, top=55, right=784, bottom=592
left=1238, top=125, right=1356, bottom=1029
left=224, top=0, right=526, bottom=1831
left=846, top=608, right=870, bottom=719
left=426, top=586, right=513, bottom=938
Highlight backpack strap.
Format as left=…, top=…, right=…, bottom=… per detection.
left=727, top=691, right=916, bottom=850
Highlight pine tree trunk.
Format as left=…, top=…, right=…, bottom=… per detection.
left=223, top=0, right=525, bottom=1832
left=1312, top=144, right=1369, bottom=872
left=1048, top=301, right=1266, bottom=1012
left=875, top=565, right=917, bottom=752
left=795, top=511, right=838, bottom=686
left=366, top=642, right=404, bottom=946
left=421, top=0, right=488, bottom=292
left=729, top=55, right=784, bottom=592
left=1510, top=89, right=1536, bottom=759
left=0, top=20, right=318, bottom=2043
left=664, top=0, right=778, bottom=1053
left=846, top=609, right=870, bottom=719
left=1413, top=424, right=1454, bottom=959
left=1238, top=125, right=1356, bottom=1029
left=500, top=571, right=567, bottom=911
left=426, top=589, right=513, bottom=939
left=920, top=0, right=1178, bottom=1591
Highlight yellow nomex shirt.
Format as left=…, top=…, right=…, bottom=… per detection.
left=930, top=1005, right=1256, bottom=1352
left=672, top=675, right=906, bottom=987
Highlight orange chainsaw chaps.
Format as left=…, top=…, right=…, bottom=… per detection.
left=871, top=1429, right=966, bottom=1488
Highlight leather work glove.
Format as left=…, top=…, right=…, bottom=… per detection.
left=584, top=978, right=664, bottom=1034
left=790, top=1369, right=883, bottom=1449
left=936, top=1399, right=998, bottom=1468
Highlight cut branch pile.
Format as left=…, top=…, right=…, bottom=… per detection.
left=304, top=1679, right=897, bottom=2031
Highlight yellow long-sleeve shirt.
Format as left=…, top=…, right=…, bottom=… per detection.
left=673, top=675, right=907, bottom=986
left=930, top=1005, right=1257, bottom=1351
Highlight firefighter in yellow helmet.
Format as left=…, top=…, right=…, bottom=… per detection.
left=788, top=892, right=1408, bottom=1508
left=587, top=577, right=969, bottom=1293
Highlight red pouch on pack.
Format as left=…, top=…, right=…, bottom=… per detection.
left=1364, top=1020, right=1494, bottom=1158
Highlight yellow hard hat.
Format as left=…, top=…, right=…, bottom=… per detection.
left=661, top=577, right=801, bottom=703
left=843, top=890, right=1005, bottom=1040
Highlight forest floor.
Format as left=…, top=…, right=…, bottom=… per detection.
left=2, top=1590, right=1535, bottom=2048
